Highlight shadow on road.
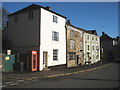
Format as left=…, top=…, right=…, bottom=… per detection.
left=70, top=77, right=119, bottom=82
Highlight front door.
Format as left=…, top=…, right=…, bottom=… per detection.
left=43, top=52, right=48, bottom=69
left=77, top=55, right=79, bottom=65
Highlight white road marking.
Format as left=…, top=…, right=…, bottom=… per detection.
left=9, top=83, right=18, bottom=86
left=16, top=80, right=25, bottom=82
left=5, top=82, right=14, bottom=84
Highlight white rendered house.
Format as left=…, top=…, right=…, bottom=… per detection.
left=6, top=4, right=66, bottom=71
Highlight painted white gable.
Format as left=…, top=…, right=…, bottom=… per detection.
left=40, top=8, right=66, bottom=71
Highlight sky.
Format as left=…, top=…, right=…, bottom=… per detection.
left=2, top=2, right=118, bottom=38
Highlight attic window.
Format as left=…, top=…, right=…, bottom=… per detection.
left=53, top=15, right=58, bottom=23
left=29, top=10, right=33, bottom=19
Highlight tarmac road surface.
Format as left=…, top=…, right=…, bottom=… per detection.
left=2, top=62, right=119, bottom=88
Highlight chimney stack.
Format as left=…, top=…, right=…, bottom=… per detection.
left=46, top=6, right=51, bottom=10
left=102, top=32, right=105, bottom=35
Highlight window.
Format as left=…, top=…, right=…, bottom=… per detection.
left=96, top=37, right=98, bottom=41
left=92, top=36, right=94, bottom=41
left=87, top=45, right=90, bottom=51
left=96, top=46, right=99, bottom=52
left=80, top=42, right=83, bottom=50
left=92, top=45, right=94, bottom=51
left=69, top=52, right=76, bottom=60
left=53, top=15, right=58, bottom=23
left=80, top=32, right=83, bottom=37
left=29, top=10, right=33, bottom=19
left=70, top=30, right=74, bottom=35
left=96, top=55, right=99, bottom=59
left=87, top=35, right=89, bottom=40
left=70, top=40, right=75, bottom=49
left=52, top=31, right=59, bottom=41
left=53, top=49, right=58, bottom=61
left=14, top=14, right=18, bottom=23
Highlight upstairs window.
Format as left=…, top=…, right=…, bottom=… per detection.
left=80, top=32, right=83, bottom=37
left=70, top=30, right=74, bottom=36
left=52, top=31, right=59, bottom=41
left=92, top=36, right=94, bottom=41
left=87, top=35, right=89, bottom=40
left=92, top=45, right=94, bottom=51
left=87, top=45, right=90, bottom=51
left=53, top=15, right=58, bottom=23
left=14, top=14, right=18, bottom=23
left=80, top=42, right=83, bottom=50
left=70, top=40, right=75, bottom=49
left=29, top=10, right=33, bottom=19
left=96, top=37, right=98, bottom=41
left=96, top=46, right=99, bottom=52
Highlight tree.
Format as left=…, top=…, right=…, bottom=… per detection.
left=0, top=7, right=9, bottom=30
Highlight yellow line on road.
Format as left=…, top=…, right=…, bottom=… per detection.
left=42, top=63, right=112, bottom=79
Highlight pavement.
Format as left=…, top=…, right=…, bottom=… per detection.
left=2, top=61, right=112, bottom=81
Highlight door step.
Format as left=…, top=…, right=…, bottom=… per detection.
left=43, top=68, right=50, bottom=71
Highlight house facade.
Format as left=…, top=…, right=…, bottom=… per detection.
left=5, top=4, right=66, bottom=71
left=100, top=32, right=119, bottom=62
left=100, top=32, right=114, bottom=62
left=83, top=30, right=100, bottom=65
left=66, top=21, right=85, bottom=67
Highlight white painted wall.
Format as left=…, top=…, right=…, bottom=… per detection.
left=83, top=32, right=100, bottom=64
left=40, top=8, right=66, bottom=71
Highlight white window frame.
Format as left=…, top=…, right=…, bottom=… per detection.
left=92, top=45, right=94, bottom=51
left=52, top=31, right=59, bottom=41
left=53, top=15, right=58, bottom=23
left=80, top=42, right=83, bottom=50
left=80, top=32, right=83, bottom=38
left=92, top=36, right=94, bottom=41
left=70, top=30, right=74, bottom=36
left=87, top=35, right=90, bottom=41
left=87, top=44, right=90, bottom=51
left=69, top=52, right=76, bottom=60
left=53, top=49, right=58, bottom=61
left=70, top=40, right=75, bottom=49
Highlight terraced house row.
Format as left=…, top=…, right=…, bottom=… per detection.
left=2, top=4, right=100, bottom=72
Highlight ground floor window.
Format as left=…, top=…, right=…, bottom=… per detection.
left=96, top=54, right=99, bottom=59
left=69, top=52, right=76, bottom=60
left=53, top=49, right=58, bottom=61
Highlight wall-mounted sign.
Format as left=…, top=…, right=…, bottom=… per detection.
left=5, top=56, right=9, bottom=60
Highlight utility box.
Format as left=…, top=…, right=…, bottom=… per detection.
left=3, top=55, right=15, bottom=72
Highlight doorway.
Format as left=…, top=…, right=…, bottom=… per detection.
left=43, top=51, right=48, bottom=69
left=77, top=55, right=79, bottom=65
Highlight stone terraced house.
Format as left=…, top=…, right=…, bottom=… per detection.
left=66, top=20, right=100, bottom=67
left=66, top=21, right=86, bottom=67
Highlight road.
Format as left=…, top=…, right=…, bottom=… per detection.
left=2, top=62, right=119, bottom=88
